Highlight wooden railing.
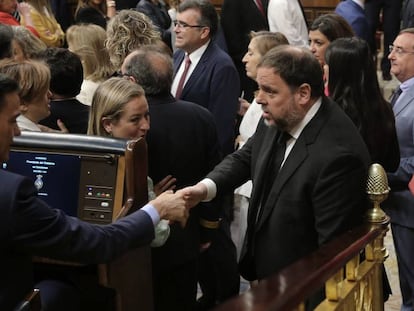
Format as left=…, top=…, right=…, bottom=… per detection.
left=213, top=219, right=389, bottom=311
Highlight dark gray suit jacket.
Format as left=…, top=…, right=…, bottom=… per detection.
left=207, top=97, right=370, bottom=280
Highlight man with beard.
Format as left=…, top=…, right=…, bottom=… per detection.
left=179, top=46, right=370, bottom=307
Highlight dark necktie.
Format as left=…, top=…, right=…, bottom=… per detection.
left=390, top=86, right=402, bottom=108
left=175, top=55, right=191, bottom=99
left=256, top=131, right=291, bottom=222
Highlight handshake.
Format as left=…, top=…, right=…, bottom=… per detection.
left=150, top=183, right=209, bottom=227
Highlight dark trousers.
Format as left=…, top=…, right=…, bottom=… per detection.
left=197, top=213, right=240, bottom=310
left=152, top=259, right=198, bottom=311
left=365, top=0, right=403, bottom=74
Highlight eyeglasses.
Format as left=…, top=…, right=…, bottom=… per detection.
left=173, top=20, right=206, bottom=29
left=389, top=44, right=414, bottom=55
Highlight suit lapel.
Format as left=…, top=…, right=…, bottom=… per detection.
left=254, top=98, right=330, bottom=232
left=255, top=138, right=308, bottom=231
left=394, top=88, right=414, bottom=116
left=173, top=51, right=185, bottom=78
left=179, top=43, right=213, bottom=99
left=249, top=124, right=278, bottom=224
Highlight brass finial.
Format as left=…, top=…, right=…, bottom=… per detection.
left=366, top=163, right=390, bottom=223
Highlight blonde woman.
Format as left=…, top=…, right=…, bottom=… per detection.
left=0, top=59, right=52, bottom=131
left=75, top=0, right=116, bottom=29
left=88, top=77, right=175, bottom=245
left=20, top=0, right=65, bottom=47
left=105, top=10, right=161, bottom=68
left=66, top=24, right=115, bottom=106
left=12, top=26, right=47, bottom=61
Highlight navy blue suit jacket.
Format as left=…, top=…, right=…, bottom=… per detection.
left=173, top=42, right=240, bottom=156
left=0, top=170, right=154, bottom=310
left=335, top=0, right=369, bottom=42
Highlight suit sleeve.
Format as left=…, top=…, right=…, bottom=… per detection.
left=209, top=62, right=240, bottom=155
left=267, top=0, right=307, bottom=46
left=387, top=118, right=414, bottom=189
left=207, top=131, right=253, bottom=196
left=11, top=177, right=154, bottom=263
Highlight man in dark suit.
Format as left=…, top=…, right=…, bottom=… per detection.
left=0, top=74, right=188, bottom=310
left=121, top=47, right=225, bottom=311
left=335, top=0, right=369, bottom=42
left=172, top=0, right=241, bottom=308
left=384, top=28, right=414, bottom=311
left=179, top=45, right=370, bottom=284
left=220, top=0, right=269, bottom=102
left=39, top=48, right=90, bottom=134
left=171, top=1, right=240, bottom=308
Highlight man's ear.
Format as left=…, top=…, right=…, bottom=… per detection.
left=296, top=83, right=311, bottom=105
left=200, top=27, right=210, bottom=40
left=101, top=117, right=113, bottom=135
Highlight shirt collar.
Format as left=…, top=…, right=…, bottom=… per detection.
left=186, top=40, right=210, bottom=64
left=400, top=76, right=414, bottom=93
left=288, top=97, right=322, bottom=140
left=352, top=0, right=364, bottom=9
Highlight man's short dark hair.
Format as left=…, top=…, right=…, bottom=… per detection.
left=178, top=0, right=218, bottom=37
left=40, top=48, right=83, bottom=98
left=0, top=73, right=19, bottom=112
left=0, top=24, right=14, bottom=59
left=258, top=45, right=324, bottom=98
left=123, top=47, right=173, bottom=96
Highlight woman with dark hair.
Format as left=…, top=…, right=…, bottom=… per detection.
left=308, top=13, right=354, bottom=67
left=324, top=36, right=399, bottom=172
left=324, top=36, right=398, bottom=304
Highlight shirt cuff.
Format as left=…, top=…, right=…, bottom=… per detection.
left=141, top=204, right=160, bottom=226
left=200, top=178, right=217, bottom=201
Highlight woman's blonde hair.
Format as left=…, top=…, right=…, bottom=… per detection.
left=88, top=77, right=145, bottom=136
left=67, top=24, right=115, bottom=81
left=0, top=59, right=50, bottom=104
left=12, top=26, right=47, bottom=60
left=105, top=10, right=161, bottom=68
left=250, top=31, right=289, bottom=56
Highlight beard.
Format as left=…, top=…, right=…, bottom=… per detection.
left=264, top=99, right=304, bottom=132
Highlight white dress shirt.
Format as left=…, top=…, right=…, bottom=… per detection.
left=267, top=0, right=309, bottom=47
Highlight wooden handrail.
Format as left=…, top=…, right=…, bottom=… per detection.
left=213, top=220, right=389, bottom=311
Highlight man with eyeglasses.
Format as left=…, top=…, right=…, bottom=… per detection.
left=171, top=0, right=241, bottom=309
left=384, top=28, right=414, bottom=311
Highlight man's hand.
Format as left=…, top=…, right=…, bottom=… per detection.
left=176, top=182, right=208, bottom=209
left=151, top=190, right=188, bottom=227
